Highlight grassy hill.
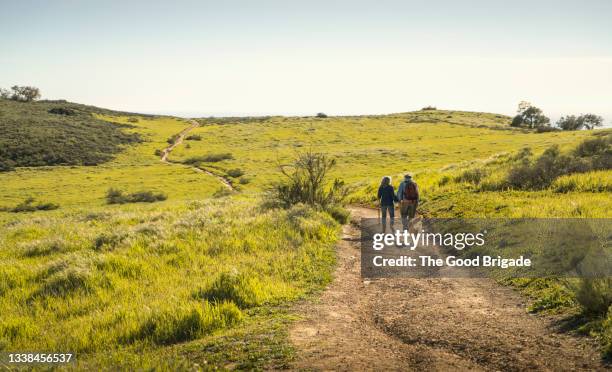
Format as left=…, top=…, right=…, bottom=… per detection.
left=172, top=110, right=593, bottom=192
left=0, top=106, right=611, bottom=368
left=0, top=99, right=143, bottom=171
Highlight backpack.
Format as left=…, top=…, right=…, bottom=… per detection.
left=403, top=181, right=418, bottom=201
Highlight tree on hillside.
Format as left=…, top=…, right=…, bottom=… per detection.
left=0, top=88, right=10, bottom=99
left=557, top=115, right=581, bottom=131
left=580, top=114, right=604, bottom=130
left=511, top=102, right=550, bottom=129
left=557, top=114, right=604, bottom=131
left=9, top=85, right=41, bottom=102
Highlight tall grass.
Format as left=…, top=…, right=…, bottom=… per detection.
left=0, top=199, right=338, bottom=365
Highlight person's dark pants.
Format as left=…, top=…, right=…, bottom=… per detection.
left=400, top=201, right=417, bottom=231
left=381, top=204, right=394, bottom=231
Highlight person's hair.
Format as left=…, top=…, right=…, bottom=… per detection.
left=380, top=176, right=391, bottom=187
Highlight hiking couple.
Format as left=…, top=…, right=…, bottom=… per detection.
left=377, top=174, right=419, bottom=232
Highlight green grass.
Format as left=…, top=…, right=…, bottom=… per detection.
left=0, top=115, right=222, bottom=208
left=0, top=199, right=338, bottom=369
left=1, top=106, right=610, bottom=365
left=170, top=110, right=593, bottom=193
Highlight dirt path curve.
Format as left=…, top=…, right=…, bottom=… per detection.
left=160, top=119, right=234, bottom=191
left=289, top=207, right=605, bottom=371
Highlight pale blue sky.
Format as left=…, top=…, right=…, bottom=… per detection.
left=1, top=0, right=611, bottom=121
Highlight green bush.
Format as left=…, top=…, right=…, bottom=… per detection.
left=454, top=168, right=487, bottom=185
left=507, top=137, right=611, bottom=190
left=48, top=107, right=75, bottom=116
left=325, top=205, right=350, bottom=224
left=5, top=197, right=59, bottom=213
left=105, top=188, right=167, bottom=204
left=227, top=168, right=245, bottom=178
left=265, top=151, right=349, bottom=209
left=575, top=279, right=612, bottom=316
left=183, top=153, right=233, bottom=164
left=185, top=134, right=201, bottom=141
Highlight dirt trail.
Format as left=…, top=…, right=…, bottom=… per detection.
left=289, top=207, right=605, bottom=371
left=160, top=119, right=234, bottom=190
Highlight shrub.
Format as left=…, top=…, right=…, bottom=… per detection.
left=154, top=149, right=163, bottom=157
left=166, top=135, right=179, bottom=144
left=265, top=151, right=349, bottom=209
left=506, top=137, right=611, bottom=190
left=421, top=106, right=437, bottom=111
left=185, top=134, right=202, bottom=141
left=93, top=231, right=128, bottom=251
left=536, top=126, right=560, bottom=133
left=325, top=205, right=350, bottom=224
left=106, top=188, right=167, bottom=204
left=0, top=160, right=15, bottom=172
left=226, top=168, right=244, bottom=178
left=48, top=107, right=75, bottom=116
left=454, top=168, right=487, bottom=185
left=316, top=112, right=328, bottom=118
left=574, top=279, right=612, bottom=316
left=238, top=177, right=251, bottom=185
left=183, top=153, right=233, bottom=164
left=574, top=135, right=611, bottom=158
left=127, top=117, right=139, bottom=123
left=8, top=197, right=59, bottom=212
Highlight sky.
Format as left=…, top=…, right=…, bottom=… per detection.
left=1, top=0, right=611, bottom=122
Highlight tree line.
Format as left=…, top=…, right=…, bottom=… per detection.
left=0, top=85, right=41, bottom=102
left=511, top=101, right=604, bottom=131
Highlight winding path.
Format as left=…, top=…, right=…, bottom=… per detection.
left=289, top=207, right=605, bottom=371
left=160, top=119, right=235, bottom=191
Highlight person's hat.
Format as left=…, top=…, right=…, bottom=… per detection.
left=404, top=173, right=413, bottom=178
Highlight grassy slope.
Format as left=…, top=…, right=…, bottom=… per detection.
left=0, top=113, right=221, bottom=208
left=0, top=100, right=141, bottom=169
left=1, top=108, right=610, bottom=368
left=0, top=200, right=338, bottom=369
left=172, top=110, right=592, bottom=193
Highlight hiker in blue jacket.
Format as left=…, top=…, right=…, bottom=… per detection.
left=397, top=173, right=419, bottom=231
left=377, top=176, right=398, bottom=232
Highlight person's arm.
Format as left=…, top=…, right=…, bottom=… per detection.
left=392, top=186, right=398, bottom=202
left=377, top=187, right=382, bottom=201
left=396, top=182, right=404, bottom=201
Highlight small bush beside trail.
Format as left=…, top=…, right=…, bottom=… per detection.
left=227, top=168, right=245, bottom=178
left=265, top=151, right=349, bottom=210
left=183, top=153, right=234, bottom=164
